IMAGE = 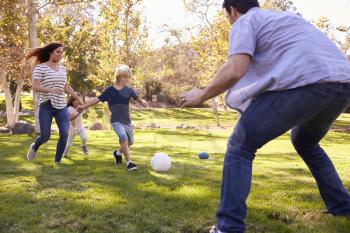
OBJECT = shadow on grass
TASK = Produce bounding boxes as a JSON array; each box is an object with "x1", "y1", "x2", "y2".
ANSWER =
[{"x1": 0, "y1": 159, "x2": 219, "y2": 232}]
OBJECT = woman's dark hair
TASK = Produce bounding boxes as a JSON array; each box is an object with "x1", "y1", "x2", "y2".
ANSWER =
[
  {"x1": 26, "y1": 42, "x2": 63, "y2": 64},
  {"x1": 223, "y1": 0, "x2": 260, "y2": 14},
  {"x1": 67, "y1": 92, "x2": 82, "y2": 107}
]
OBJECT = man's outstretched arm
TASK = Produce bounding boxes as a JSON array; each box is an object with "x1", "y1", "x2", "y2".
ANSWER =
[{"x1": 181, "y1": 54, "x2": 251, "y2": 108}]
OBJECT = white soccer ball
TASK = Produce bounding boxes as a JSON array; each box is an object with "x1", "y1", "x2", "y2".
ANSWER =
[{"x1": 151, "y1": 153, "x2": 171, "y2": 172}]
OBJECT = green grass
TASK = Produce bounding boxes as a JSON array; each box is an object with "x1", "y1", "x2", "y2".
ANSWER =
[
  {"x1": 0, "y1": 94, "x2": 34, "y2": 111},
  {"x1": 1, "y1": 96, "x2": 350, "y2": 232}
]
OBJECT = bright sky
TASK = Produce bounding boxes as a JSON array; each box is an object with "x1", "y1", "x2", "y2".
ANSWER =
[
  {"x1": 293, "y1": 0, "x2": 350, "y2": 25},
  {"x1": 143, "y1": 0, "x2": 350, "y2": 48}
]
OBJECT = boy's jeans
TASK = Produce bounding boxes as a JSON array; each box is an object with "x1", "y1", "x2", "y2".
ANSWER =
[
  {"x1": 217, "y1": 83, "x2": 350, "y2": 233},
  {"x1": 111, "y1": 122, "x2": 134, "y2": 146}
]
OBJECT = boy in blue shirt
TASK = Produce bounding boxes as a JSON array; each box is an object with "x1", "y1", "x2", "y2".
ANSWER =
[{"x1": 80, "y1": 65, "x2": 147, "y2": 171}]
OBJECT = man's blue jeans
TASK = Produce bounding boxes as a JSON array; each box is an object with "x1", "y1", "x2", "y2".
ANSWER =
[
  {"x1": 217, "y1": 83, "x2": 350, "y2": 233},
  {"x1": 33, "y1": 101, "x2": 69, "y2": 162}
]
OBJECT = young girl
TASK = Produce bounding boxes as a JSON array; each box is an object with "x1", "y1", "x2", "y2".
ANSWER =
[
  {"x1": 78, "y1": 64, "x2": 148, "y2": 171},
  {"x1": 63, "y1": 94, "x2": 88, "y2": 158}
]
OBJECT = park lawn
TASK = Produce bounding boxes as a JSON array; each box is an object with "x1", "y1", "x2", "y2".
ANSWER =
[
  {"x1": 1, "y1": 93, "x2": 349, "y2": 129},
  {"x1": 0, "y1": 108, "x2": 350, "y2": 233}
]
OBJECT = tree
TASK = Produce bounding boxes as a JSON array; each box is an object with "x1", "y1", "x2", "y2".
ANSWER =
[
  {"x1": 314, "y1": 16, "x2": 333, "y2": 35},
  {"x1": 96, "y1": 0, "x2": 148, "y2": 90},
  {"x1": 37, "y1": 2, "x2": 100, "y2": 98},
  {"x1": 184, "y1": 0, "x2": 229, "y2": 126},
  {"x1": 0, "y1": 52, "x2": 29, "y2": 129},
  {"x1": 26, "y1": 0, "x2": 41, "y2": 133},
  {"x1": 0, "y1": 0, "x2": 29, "y2": 129},
  {"x1": 313, "y1": 17, "x2": 350, "y2": 58},
  {"x1": 152, "y1": 42, "x2": 198, "y2": 104},
  {"x1": 262, "y1": 0, "x2": 297, "y2": 12}
]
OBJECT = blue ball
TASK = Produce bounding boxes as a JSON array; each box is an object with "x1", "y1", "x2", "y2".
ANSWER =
[{"x1": 198, "y1": 152, "x2": 209, "y2": 159}]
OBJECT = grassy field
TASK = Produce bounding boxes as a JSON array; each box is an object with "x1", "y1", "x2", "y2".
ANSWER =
[{"x1": 1, "y1": 96, "x2": 350, "y2": 233}]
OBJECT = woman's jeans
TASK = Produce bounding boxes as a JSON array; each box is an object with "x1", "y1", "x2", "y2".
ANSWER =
[
  {"x1": 217, "y1": 83, "x2": 350, "y2": 233},
  {"x1": 33, "y1": 101, "x2": 69, "y2": 162}
]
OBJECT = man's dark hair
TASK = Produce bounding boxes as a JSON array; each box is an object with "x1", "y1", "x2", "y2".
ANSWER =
[{"x1": 222, "y1": 0, "x2": 260, "y2": 14}]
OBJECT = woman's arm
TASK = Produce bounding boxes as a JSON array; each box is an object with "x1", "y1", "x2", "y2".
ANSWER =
[
  {"x1": 32, "y1": 79, "x2": 63, "y2": 95},
  {"x1": 65, "y1": 84, "x2": 84, "y2": 105}
]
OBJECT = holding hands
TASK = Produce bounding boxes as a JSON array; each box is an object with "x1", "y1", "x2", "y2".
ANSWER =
[{"x1": 77, "y1": 104, "x2": 86, "y2": 113}]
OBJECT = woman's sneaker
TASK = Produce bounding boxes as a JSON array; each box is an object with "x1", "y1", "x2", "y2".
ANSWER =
[
  {"x1": 81, "y1": 145, "x2": 89, "y2": 155},
  {"x1": 209, "y1": 226, "x2": 225, "y2": 233},
  {"x1": 26, "y1": 143, "x2": 37, "y2": 161},
  {"x1": 113, "y1": 150, "x2": 122, "y2": 165},
  {"x1": 127, "y1": 161, "x2": 138, "y2": 171}
]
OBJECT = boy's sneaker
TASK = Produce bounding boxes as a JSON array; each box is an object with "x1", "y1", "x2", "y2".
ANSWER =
[
  {"x1": 127, "y1": 161, "x2": 138, "y2": 171},
  {"x1": 113, "y1": 150, "x2": 123, "y2": 165},
  {"x1": 81, "y1": 145, "x2": 89, "y2": 155},
  {"x1": 26, "y1": 143, "x2": 37, "y2": 161},
  {"x1": 55, "y1": 161, "x2": 63, "y2": 165}
]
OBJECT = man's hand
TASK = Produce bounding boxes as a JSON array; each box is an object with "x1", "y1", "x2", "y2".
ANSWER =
[
  {"x1": 180, "y1": 88, "x2": 205, "y2": 108},
  {"x1": 51, "y1": 87, "x2": 64, "y2": 95},
  {"x1": 181, "y1": 54, "x2": 250, "y2": 108}
]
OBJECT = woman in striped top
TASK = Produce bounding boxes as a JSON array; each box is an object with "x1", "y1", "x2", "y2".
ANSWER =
[{"x1": 26, "y1": 42, "x2": 83, "y2": 164}]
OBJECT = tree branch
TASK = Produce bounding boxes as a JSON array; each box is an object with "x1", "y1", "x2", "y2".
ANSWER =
[{"x1": 38, "y1": 0, "x2": 86, "y2": 10}]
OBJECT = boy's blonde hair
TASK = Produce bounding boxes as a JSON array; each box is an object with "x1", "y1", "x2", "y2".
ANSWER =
[{"x1": 115, "y1": 64, "x2": 132, "y2": 82}]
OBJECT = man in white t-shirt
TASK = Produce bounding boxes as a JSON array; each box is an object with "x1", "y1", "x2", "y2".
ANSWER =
[{"x1": 181, "y1": 1, "x2": 350, "y2": 232}]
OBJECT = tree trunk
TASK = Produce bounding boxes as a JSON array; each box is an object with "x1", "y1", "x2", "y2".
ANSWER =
[
  {"x1": 33, "y1": 93, "x2": 40, "y2": 132},
  {"x1": 0, "y1": 62, "x2": 28, "y2": 129},
  {"x1": 27, "y1": 0, "x2": 40, "y2": 133},
  {"x1": 13, "y1": 62, "x2": 28, "y2": 123},
  {"x1": 212, "y1": 97, "x2": 221, "y2": 127},
  {"x1": 27, "y1": 0, "x2": 38, "y2": 48},
  {"x1": 0, "y1": 69, "x2": 15, "y2": 128}
]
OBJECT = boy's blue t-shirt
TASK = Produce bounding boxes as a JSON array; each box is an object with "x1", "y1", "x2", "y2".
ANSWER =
[{"x1": 98, "y1": 85, "x2": 138, "y2": 125}]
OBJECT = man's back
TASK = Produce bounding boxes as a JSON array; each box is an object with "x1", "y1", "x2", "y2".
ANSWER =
[{"x1": 226, "y1": 8, "x2": 350, "y2": 111}]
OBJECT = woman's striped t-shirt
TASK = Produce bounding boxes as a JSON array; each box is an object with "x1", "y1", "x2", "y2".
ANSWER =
[{"x1": 32, "y1": 63, "x2": 67, "y2": 109}]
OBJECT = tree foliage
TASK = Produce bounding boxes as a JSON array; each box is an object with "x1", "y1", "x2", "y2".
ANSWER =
[{"x1": 1, "y1": 0, "x2": 350, "y2": 128}]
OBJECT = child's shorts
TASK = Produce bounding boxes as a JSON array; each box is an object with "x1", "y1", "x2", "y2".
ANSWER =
[{"x1": 111, "y1": 122, "x2": 134, "y2": 146}]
